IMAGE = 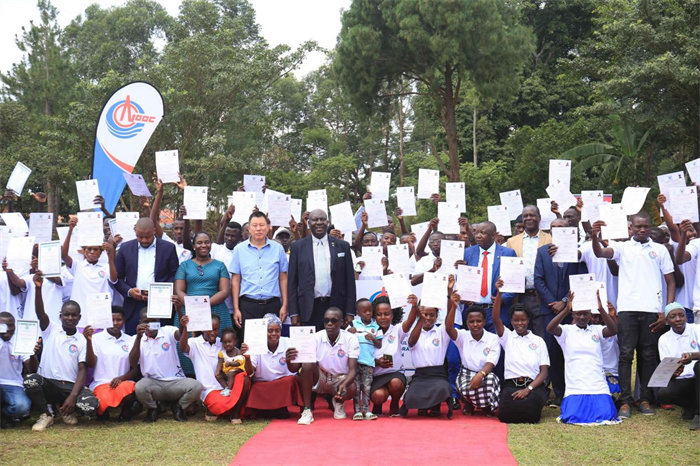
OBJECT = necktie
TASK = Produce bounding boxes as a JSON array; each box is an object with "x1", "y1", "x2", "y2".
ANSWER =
[
  {"x1": 481, "y1": 251, "x2": 489, "y2": 298},
  {"x1": 316, "y1": 240, "x2": 330, "y2": 296}
]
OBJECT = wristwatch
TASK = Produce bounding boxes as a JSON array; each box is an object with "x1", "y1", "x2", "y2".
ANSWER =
[
  {"x1": 527, "y1": 385, "x2": 534, "y2": 391},
  {"x1": 561, "y1": 297, "x2": 569, "y2": 304}
]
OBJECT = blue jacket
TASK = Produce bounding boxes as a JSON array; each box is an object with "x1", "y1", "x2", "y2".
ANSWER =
[
  {"x1": 534, "y1": 244, "x2": 588, "y2": 316},
  {"x1": 463, "y1": 243, "x2": 517, "y2": 307}
]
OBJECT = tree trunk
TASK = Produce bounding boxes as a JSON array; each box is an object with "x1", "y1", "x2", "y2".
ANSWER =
[
  {"x1": 383, "y1": 129, "x2": 389, "y2": 170},
  {"x1": 441, "y1": 67, "x2": 461, "y2": 182},
  {"x1": 397, "y1": 97, "x2": 405, "y2": 185},
  {"x1": 473, "y1": 107, "x2": 478, "y2": 166}
]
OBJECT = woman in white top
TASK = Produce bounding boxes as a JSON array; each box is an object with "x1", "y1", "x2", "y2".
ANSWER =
[
  {"x1": 493, "y1": 279, "x2": 549, "y2": 424},
  {"x1": 445, "y1": 293, "x2": 501, "y2": 416},
  {"x1": 547, "y1": 291, "x2": 620, "y2": 425}
]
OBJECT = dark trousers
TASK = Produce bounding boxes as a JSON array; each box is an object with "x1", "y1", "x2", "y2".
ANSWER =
[
  {"x1": 304, "y1": 297, "x2": 331, "y2": 331},
  {"x1": 23, "y1": 374, "x2": 98, "y2": 417},
  {"x1": 444, "y1": 323, "x2": 461, "y2": 397},
  {"x1": 540, "y1": 312, "x2": 567, "y2": 399},
  {"x1": 124, "y1": 300, "x2": 147, "y2": 336},
  {"x1": 658, "y1": 363, "x2": 700, "y2": 415},
  {"x1": 617, "y1": 312, "x2": 660, "y2": 406},
  {"x1": 239, "y1": 296, "x2": 281, "y2": 340}
]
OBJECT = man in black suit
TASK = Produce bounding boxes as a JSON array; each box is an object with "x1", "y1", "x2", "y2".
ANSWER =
[
  {"x1": 110, "y1": 218, "x2": 180, "y2": 334},
  {"x1": 288, "y1": 209, "x2": 356, "y2": 330}
]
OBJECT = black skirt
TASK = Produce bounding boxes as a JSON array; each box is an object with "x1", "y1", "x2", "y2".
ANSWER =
[
  {"x1": 497, "y1": 379, "x2": 547, "y2": 424},
  {"x1": 370, "y1": 371, "x2": 407, "y2": 395},
  {"x1": 403, "y1": 366, "x2": 452, "y2": 410}
]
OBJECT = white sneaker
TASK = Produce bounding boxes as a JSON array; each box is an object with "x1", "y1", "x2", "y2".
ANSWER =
[
  {"x1": 332, "y1": 398, "x2": 346, "y2": 420},
  {"x1": 62, "y1": 413, "x2": 78, "y2": 425},
  {"x1": 297, "y1": 408, "x2": 314, "y2": 425},
  {"x1": 32, "y1": 413, "x2": 54, "y2": 431}
]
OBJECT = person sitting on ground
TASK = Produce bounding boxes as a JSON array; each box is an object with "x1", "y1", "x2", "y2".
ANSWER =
[{"x1": 217, "y1": 328, "x2": 246, "y2": 398}]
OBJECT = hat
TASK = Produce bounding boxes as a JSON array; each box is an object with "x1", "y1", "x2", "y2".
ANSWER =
[
  {"x1": 664, "y1": 302, "x2": 684, "y2": 317},
  {"x1": 273, "y1": 228, "x2": 291, "y2": 238}
]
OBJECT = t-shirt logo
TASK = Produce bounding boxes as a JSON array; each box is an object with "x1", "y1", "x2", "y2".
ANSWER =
[
  {"x1": 161, "y1": 342, "x2": 171, "y2": 351},
  {"x1": 432, "y1": 338, "x2": 440, "y2": 347},
  {"x1": 528, "y1": 343, "x2": 538, "y2": 351},
  {"x1": 68, "y1": 344, "x2": 79, "y2": 353},
  {"x1": 648, "y1": 251, "x2": 658, "y2": 259},
  {"x1": 592, "y1": 334, "x2": 600, "y2": 343},
  {"x1": 10, "y1": 354, "x2": 18, "y2": 362},
  {"x1": 121, "y1": 344, "x2": 129, "y2": 352},
  {"x1": 98, "y1": 270, "x2": 107, "y2": 279},
  {"x1": 691, "y1": 340, "x2": 698, "y2": 350},
  {"x1": 483, "y1": 347, "x2": 491, "y2": 356},
  {"x1": 387, "y1": 335, "x2": 395, "y2": 344},
  {"x1": 279, "y1": 356, "x2": 286, "y2": 365},
  {"x1": 337, "y1": 349, "x2": 346, "y2": 358}
]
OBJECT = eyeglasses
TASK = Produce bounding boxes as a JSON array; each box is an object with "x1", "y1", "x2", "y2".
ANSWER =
[
  {"x1": 197, "y1": 265, "x2": 203, "y2": 276},
  {"x1": 322, "y1": 318, "x2": 340, "y2": 324}
]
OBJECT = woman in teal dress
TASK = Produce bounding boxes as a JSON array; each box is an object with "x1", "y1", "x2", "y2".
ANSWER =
[{"x1": 174, "y1": 232, "x2": 232, "y2": 375}]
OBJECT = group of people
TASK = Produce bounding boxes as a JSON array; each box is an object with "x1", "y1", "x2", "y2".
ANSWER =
[{"x1": 1, "y1": 169, "x2": 699, "y2": 433}]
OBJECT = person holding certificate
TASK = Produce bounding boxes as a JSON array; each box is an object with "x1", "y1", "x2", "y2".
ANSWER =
[{"x1": 0, "y1": 312, "x2": 39, "y2": 427}]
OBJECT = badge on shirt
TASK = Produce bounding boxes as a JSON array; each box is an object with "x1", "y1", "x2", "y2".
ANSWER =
[
  {"x1": 528, "y1": 343, "x2": 538, "y2": 351},
  {"x1": 591, "y1": 334, "x2": 600, "y2": 343},
  {"x1": 432, "y1": 338, "x2": 440, "y2": 347},
  {"x1": 338, "y1": 252, "x2": 345, "y2": 257},
  {"x1": 68, "y1": 344, "x2": 79, "y2": 353},
  {"x1": 337, "y1": 349, "x2": 346, "y2": 358}
]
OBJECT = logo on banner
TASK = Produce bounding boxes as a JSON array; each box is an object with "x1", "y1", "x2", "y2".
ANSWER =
[{"x1": 106, "y1": 95, "x2": 156, "y2": 139}]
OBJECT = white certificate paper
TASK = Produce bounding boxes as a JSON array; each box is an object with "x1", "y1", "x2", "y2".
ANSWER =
[
  {"x1": 0, "y1": 212, "x2": 29, "y2": 236},
  {"x1": 268, "y1": 193, "x2": 292, "y2": 227},
  {"x1": 686, "y1": 158, "x2": 700, "y2": 184},
  {"x1": 396, "y1": 187, "x2": 417, "y2": 216},
  {"x1": 592, "y1": 281, "x2": 608, "y2": 313},
  {"x1": 330, "y1": 201, "x2": 357, "y2": 233},
  {"x1": 410, "y1": 221, "x2": 430, "y2": 242},
  {"x1": 499, "y1": 257, "x2": 525, "y2": 294},
  {"x1": 6, "y1": 236, "x2": 34, "y2": 273},
  {"x1": 446, "y1": 182, "x2": 466, "y2": 213},
  {"x1": 569, "y1": 273, "x2": 597, "y2": 312},
  {"x1": 421, "y1": 272, "x2": 449, "y2": 310},
  {"x1": 289, "y1": 326, "x2": 316, "y2": 363},
  {"x1": 291, "y1": 198, "x2": 303, "y2": 223},
  {"x1": 667, "y1": 186, "x2": 699, "y2": 223},
  {"x1": 184, "y1": 296, "x2": 213, "y2": 332},
  {"x1": 361, "y1": 246, "x2": 383, "y2": 276},
  {"x1": 365, "y1": 199, "x2": 388, "y2": 228},
  {"x1": 306, "y1": 193, "x2": 328, "y2": 214},
  {"x1": 76, "y1": 179, "x2": 100, "y2": 211},
  {"x1": 417, "y1": 168, "x2": 440, "y2": 199},
  {"x1": 155, "y1": 150, "x2": 180, "y2": 184},
  {"x1": 12, "y1": 320, "x2": 39, "y2": 356},
  {"x1": 549, "y1": 159, "x2": 571, "y2": 191},
  {"x1": 382, "y1": 272, "x2": 412, "y2": 309},
  {"x1": 116, "y1": 212, "x2": 139, "y2": 242},
  {"x1": 487, "y1": 205, "x2": 512, "y2": 237},
  {"x1": 546, "y1": 181, "x2": 577, "y2": 210},
  {"x1": 387, "y1": 244, "x2": 410, "y2": 274},
  {"x1": 122, "y1": 173, "x2": 152, "y2": 197},
  {"x1": 183, "y1": 186, "x2": 208, "y2": 220},
  {"x1": 6, "y1": 161, "x2": 32, "y2": 196},
  {"x1": 77, "y1": 212, "x2": 104, "y2": 246},
  {"x1": 599, "y1": 204, "x2": 629, "y2": 240},
  {"x1": 244, "y1": 175, "x2": 266, "y2": 207},
  {"x1": 147, "y1": 283, "x2": 173, "y2": 318},
  {"x1": 229, "y1": 192, "x2": 257, "y2": 225},
  {"x1": 648, "y1": 357, "x2": 683, "y2": 388},
  {"x1": 499, "y1": 190, "x2": 523, "y2": 220},
  {"x1": 244, "y1": 318, "x2": 268, "y2": 355},
  {"x1": 551, "y1": 227, "x2": 578, "y2": 263},
  {"x1": 86, "y1": 292, "x2": 113, "y2": 329},
  {"x1": 369, "y1": 171, "x2": 391, "y2": 201},
  {"x1": 581, "y1": 191, "x2": 604, "y2": 223},
  {"x1": 537, "y1": 198, "x2": 557, "y2": 230},
  {"x1": 29, "y1": 213, "x2": 53, "y2": 243},
  {"x1": 657, "y1": 171, "x2": 686, "y2": 198},
  {"x1": 620, "y1": 187, "x2": 650, "y2": 215},
  {"x1": 437, "y1": 202, "x2": 460, "y2": 234},
  {"x1": 38, "y1": 241, "x2": 62, "y2": 277},
  {"x1": 440, "y1": 239, "x2": 465, "y2": 270},
  {"x1": 455, "y1": 265, "x2": 484, "y2": 303}
]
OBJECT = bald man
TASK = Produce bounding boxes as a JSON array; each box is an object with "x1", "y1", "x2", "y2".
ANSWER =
[{"x1": 111, "y1": 218, "x2": 180, "y2": 334}]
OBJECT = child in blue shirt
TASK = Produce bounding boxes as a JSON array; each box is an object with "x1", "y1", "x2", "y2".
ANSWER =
[{"x1": 348, "y1": 298, "x2": 381, "y2": 420}]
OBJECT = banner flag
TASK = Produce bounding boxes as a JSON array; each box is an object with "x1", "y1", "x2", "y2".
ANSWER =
[{"x1": 91, "y1": 81, "x2": 164, "y2": 213}]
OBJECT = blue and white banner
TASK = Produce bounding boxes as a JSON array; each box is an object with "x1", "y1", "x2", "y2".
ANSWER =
[{"x1": 91, "y1": 82, "x2": 164, "y2": 213}]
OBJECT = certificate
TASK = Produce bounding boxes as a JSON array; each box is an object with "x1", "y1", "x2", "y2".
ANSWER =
[
  {"x1": 551, "y1": 227, "x2": 578, "y2": 263},
  {"x1": 569, "y1": 273, "x2": 597, "y2": 312},
  {"x1": 108, "y1": 218, "x2": 118, "y2": 239},
  {"x1": 76, "y1": 211, "x2": 104, "y2": 246},
  {"x1": 229, "y1": 192, "x2": 257, "y2": 225},
  {"x1": 86, "y1": 292, "x2": 113, "y2": 329},
  {"x1": 260, "y1": 188, "x2": 283, "y2": 214},
  {"x1": 499, "y1": 257, "x2": 525, "y2": 294},
  {"x1": 244, "y1": 175, "x2": 266, "y2": 207},
  {"x1": 76, "y1": 179, "x2": 101, "y2": 211},
  {"x1": 455, "y1": 265, "x2": 483, "y2": 303},
  {"x1": 387, "y1": 244, "x2": 411, "y2": 274},
  {"x1": 396, "y1": 187, "x2": 417, "y2": 216},
  {"x1": 244, "y1": 318, "x2": 268, "y2": 355},
  {"x1": 581, "y1": 191, "x2": 604, "y2": 223},
  {"x1": 291, "y1": 198, "x2": 303, "y2": 223},
  {"x1": 329, "y1": 201, "x2": 357, "y2": 233},
  {"x1": 0, "y1": 212, "x2": 29, "y2": 236},
  {"x1": 6, "y1": 236, "x2": 34, "y2": 274},
  {"x1": 29, "y1": 213, "x2": 53, "y2": 243},
  {"x1": 549, "y1": 159, "x2": 571, "y2": 191},
  {"x1": 410, "y1": 221, "x2": 430, "y2": 242},
  {"x1": 6, "y1": 161, "x2": 32, "y2": 196},
  {"x1": 440, "y1": 239, "x2": 465, "y2": 270},
  {"x1": 122, "y1": 173, "x2": 152, "y2": 197},
  {"x1": 361, "y1": 246, "x2": 383, "y2": 276},
  {"x1": 147, "y1": 283, "x2": 173, "y2": 318},
  {"x1": 620, "y1": 187, "x2": 650, "y2": 215},
  {"x1": 546, "y1": 181, "x2": 577, "y2": 210},
  {"x1": 657, "y1": 171, "x2": 686, "y2": 198},
  {"x1": 446, "y1": 182, "x2": 466, "y2": 213},
  {"x1": 116, "y1": 212, "x2": 140, "y2": 242},
  {"x1": 308, "y1": 189, "x2": 327, "y2": 199},
  {"x1": 417, "y1": 168, "x2": 440, "y2": 199},
  {"x1": 420, "y1": 272, "x2": 448, "y2": 310},
  {"x1": 289, "y1": 326, "x2": 316, "y2": 363},
  {"x1": 686, "y1": 158, "x2": 700, "y2": 184},
  {"x1": 487, "y1": 205, "x2": 512, "y2": 237},
  {"x1": 598, "y1": 204, "x2": 629, "y2": 240},
  {"x1": 593, "y1": 281, "x2": 608, "y2": 312},
  {"x1": 155, "y1": 150, "x2": 180, "y2": 184},
  {"x1": 369, "y1": 171, "x2": 391, "y2": 201},
  {"x1": 667, "y1": 186, "x2": 699, "y2": 223},
  {"x1": 306, "y1": 194, "x2": 327, "y2": 214},
  {"x1": 365, "y1": 199, "x2": 388, "y2": 228},
  {"x1": 648, "y1": 358, "x2": 683, "y2": 388},
  {"x1": 184, "y1": 296, "x2": 213, "y2": 332},
  {"x1": 12, "y1": 320, "x2": 39, "y2": 356},
  {"x1": 38, "y1": 241, "x2": 62, "y2": 277},
  {"x1": 537, "y1": 198, "x2": 557, "y2": 230},
  {"x1": 499, "y1": 190, "x2": 523, "y2": 220},
  {"x1": 381, "y1": 272, "x2": 412, "y2": 309},
  {"x1": 268, "y1": 193, "x2": 292, "y2": 227},
  {"x1": 183, "y1": 186, "x2": 208, "y2": 219},
  {"x1": 437, "y1": 202, "x2": 460, "y2": 234}
]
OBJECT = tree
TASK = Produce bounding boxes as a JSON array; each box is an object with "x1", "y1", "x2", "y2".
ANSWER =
[{"x1": 335, "y1": 0, "x2": 534, "y2": 179}]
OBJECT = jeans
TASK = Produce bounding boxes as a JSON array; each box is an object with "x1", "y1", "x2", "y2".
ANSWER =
[
  {"x1": 617, "y1": 312, "x2": 660, "y2": 406},
  {"x1": 0, "y1": 384, "x2": 31, "y2": 419}
]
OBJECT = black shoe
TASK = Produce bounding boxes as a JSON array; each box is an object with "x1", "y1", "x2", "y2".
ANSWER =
[
  {"x1": 130, "y1": 401, "x2": 143, "y2": 418},
  {"x1": 681, "y1": 408, "x2": 695, "y2": 421},
  {"x1": 173, "y1": 404, "x2": 187, "y2": 422},
  {"x1": 451, "y1": 397, "x2": 461, "y2": 410},
  {"x1": 96, "y1": 411, "x2": 110, "y2": 422},
  {"x1": 143, "y1": 408, "x2": 159, "y2": 423},
  {"x1": 690, "y1": 415, "x2": 700, "y2": 431},
  {"x1": 371, "y1": 403, "x2": 382, "y2": 416},
  {"x1": 549, "y1": 396, "x2": 562, "y2": 408}
]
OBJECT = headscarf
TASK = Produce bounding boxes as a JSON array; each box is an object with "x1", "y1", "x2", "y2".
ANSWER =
[
  {"x1": 664, "y1": 302, "x2": 684, "y2": 318},
  {"x1": 264, "y1": 313, "x2": 282, "y2": 327}
]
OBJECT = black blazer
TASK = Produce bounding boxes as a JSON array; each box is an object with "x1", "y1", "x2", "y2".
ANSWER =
[{"x1": 287, "y1": 235, "x2": 356, "y2": 322}]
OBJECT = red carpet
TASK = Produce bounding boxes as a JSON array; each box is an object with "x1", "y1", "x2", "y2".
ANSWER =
[{"x1": 231, "y1": 401, "x2": 516, "y2": 465}]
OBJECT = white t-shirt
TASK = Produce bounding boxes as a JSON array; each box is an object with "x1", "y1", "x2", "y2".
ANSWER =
[
  {"x1": 89, "y1": 330, "x2": 134, "y2": 390},
  {"x1": 69, "y1": 259, "x2": 112, "y2": 327},
  {"x1": 670, "y1": 240, "x2": 696, "y2": 310},
  {"x1": 21, "y1": 270, "x2": 70, "y2": 324},
  {"x1": 0, "y1": 273, "x2": 27, "y2": 319},
  {"x1": 454, "y1": 328, "x2": 501, "y2": 372},
  {"x1": 684, "y1": 239, "x2": 700, "y2": 311},
  {"x1": 579, "y1": 241, "x2": 618, "y2": 308},
  {"x1": 409, "y1": 324, "x2": 450, "y2": 368},
  {"x1": 315, "y1": 329, "x2": 360, "y2": 375},
  {"x1": 184, "y1": 335, "x2": 222, "y2": 400},
  {"x1": 162, "y1": 234, "x2": 193, "y2": 264},
  {"x1": 600, "y1": 334, "x2": 619, "y2": 376},
  {"x1": 373, "y1": 324, "x2": 407, "y2": 376},
  {"x1": 554, "y1": 324, "x2": 609, "y2": 396},
  {"x1": 658, "y1": 323, "x2": 700, "y2": 379},
  {"x1": 0, "y1": 336, "x2": 29, "y2": 387},
  {"x1": 249, "y1": 336, "x2": 294, "y2": 382},
  {"x1": 137, "y1": 325, "x2": 184, "y2": 381},
  {"x1": 609, "y1": 239, "x2": 674, "y2": 312},
  {"x1": 38, "y1": 321, "x2": 87, "y2": 383},
  {"x1": 499, "y1": 328, "x2": 549, "y2": 381}
]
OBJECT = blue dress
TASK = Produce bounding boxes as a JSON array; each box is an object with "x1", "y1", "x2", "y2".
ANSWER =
[{"x1": 174, "y1": 258, "x2": 232, "y2": 375}]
